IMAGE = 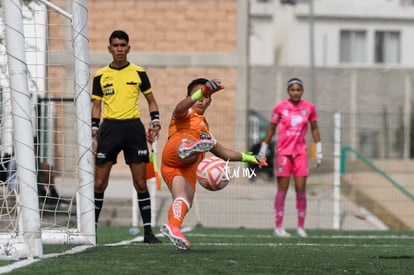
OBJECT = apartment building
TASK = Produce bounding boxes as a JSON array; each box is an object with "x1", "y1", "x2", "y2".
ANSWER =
[{"x1": 251, "y1": 0, "x2": 414, "y2": 67}]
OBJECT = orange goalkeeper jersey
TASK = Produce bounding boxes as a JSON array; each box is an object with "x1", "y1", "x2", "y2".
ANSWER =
[
  {"x1": 167, "y1": 108, "x2": 216, "y2": 142},
  {"x1": 161, "y1": 108, "x2": 217, "y2": 189}
]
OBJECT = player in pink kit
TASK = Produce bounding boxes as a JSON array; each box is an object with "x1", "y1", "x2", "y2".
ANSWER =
[{"x1": 259, "y1": 78, "x2": 322, "y2": 238}]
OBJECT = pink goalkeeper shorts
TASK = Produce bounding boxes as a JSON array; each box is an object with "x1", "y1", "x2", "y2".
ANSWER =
[{"x1": 274, "y1": 153, "x2": 309, "y2": 177}]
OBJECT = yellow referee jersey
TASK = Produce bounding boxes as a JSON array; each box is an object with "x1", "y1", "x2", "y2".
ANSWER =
[{"x1": 92, "y1": 62, "x2": 152, "y2": 120}]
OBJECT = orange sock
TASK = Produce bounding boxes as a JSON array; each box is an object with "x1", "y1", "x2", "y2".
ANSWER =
[{"x1": 168, "y1": 197, "x2": 190, "y2": 228}]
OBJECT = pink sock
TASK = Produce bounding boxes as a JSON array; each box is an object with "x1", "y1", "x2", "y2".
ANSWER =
[
  {"x1": 296, "y1": 192, "x2": 307, "y2": 228},
  {"x1": 274, "y1": 190, "x2": 287, "y2": 228}
]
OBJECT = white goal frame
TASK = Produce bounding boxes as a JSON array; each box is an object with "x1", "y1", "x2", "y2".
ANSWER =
[{"x1": 0, "y1": 0, "x2": 95, "y2": 259}]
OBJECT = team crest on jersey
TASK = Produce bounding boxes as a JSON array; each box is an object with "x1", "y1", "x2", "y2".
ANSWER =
[
  {"x1": 282, "y1": 109, "x2": 289, "y2": 116},
  {"x1": 301, "y1": 109, "x2": 307, "y2": 116}
]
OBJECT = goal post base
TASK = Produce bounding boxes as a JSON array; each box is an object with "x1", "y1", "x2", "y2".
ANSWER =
[
  {"x1": 0, "y1": 234, "x2": 42, "y2": 260},
  {"x1": 41, "y1": 229, "x2": 95, "y2": 245}
]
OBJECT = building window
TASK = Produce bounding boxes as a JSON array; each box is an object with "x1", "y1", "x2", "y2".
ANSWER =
[
  {"x1": 374, "y1": 31, "x2": 400, "y2": 64},
  {"x1": 340, "y1": 30, "x2": 367, "y2": 63}
]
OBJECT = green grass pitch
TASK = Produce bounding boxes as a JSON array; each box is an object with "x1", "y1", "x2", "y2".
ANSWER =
[{"x1": 1, "y1": 227, "x2": 414, "y2": 274}]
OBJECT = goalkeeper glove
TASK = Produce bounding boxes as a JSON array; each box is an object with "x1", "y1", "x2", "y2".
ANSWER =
[
  {"x1": 316, "y1": 142, "x2": 322, "y2": 167},
  {"x1": 241, "y1": 152, "x2": 268, "y2": 167},
  {"x1": 202, "y1": 79, "x2": 224, "y2": 97},
  {"x1": 191, "y1": 79, "x2": 225, "y2": 101}
]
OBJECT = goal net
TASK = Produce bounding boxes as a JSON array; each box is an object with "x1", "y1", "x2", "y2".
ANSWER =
[{"x1": 0, "y1": 0, "x2": 95, "y2": 259}]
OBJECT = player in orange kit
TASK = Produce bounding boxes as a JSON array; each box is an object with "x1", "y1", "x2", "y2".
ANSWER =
[{"x1": 160, "y1": 78, "x2": 267, "y2": 250}]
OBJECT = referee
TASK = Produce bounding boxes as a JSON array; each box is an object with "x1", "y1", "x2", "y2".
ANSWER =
[{"x1": 91, "y1": 30, "x2": 161, "y2": 244}]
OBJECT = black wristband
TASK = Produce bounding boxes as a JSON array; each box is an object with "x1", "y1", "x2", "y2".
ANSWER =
[
  {"x1": 150, "y1": 111, "x2": 160, "y2": 123},
  {"x1": 92, "y1": 118, "x2": 100, "y2": 130}
]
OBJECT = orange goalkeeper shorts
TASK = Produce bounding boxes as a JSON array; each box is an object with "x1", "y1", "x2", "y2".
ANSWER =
[{"x1": 161, "y1": 133, "x2": 204, "y2": 191}]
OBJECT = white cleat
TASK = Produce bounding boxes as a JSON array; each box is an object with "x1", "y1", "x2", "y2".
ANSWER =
[
  {"x1": 297, "y1": 227, "x2": 308, "y2": 238},
  {"x1": 273, "y1": 228, "x2": 291, "y2": 237},
  {"x1": 178, "y1": 139, "x2": 214, "y2": 159}
]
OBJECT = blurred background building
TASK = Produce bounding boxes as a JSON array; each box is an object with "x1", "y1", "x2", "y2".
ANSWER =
[{"x1": 251, "y1": 0, "x2": 414, "y2": 67}]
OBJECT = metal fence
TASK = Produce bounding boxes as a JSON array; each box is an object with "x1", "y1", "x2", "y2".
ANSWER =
[{"x1": 105, "y1": 108, "x2": 414, "y2": 231}]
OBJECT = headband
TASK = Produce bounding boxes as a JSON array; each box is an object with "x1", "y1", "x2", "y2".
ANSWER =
[{"x1": 287, "y1": 79, "x2": 304, "y2": 87}]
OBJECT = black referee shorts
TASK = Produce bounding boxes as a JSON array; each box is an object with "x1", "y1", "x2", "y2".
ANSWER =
[{"x1": 95, "y1": 118, "x2": 150, "y2": 165}]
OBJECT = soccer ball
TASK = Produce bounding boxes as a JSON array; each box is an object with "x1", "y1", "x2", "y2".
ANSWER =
[{"x1": 196, "y1": 156, "x2": 230, "y2": 191}]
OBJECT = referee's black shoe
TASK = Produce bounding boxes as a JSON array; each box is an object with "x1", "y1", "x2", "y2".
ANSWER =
[{"x1": 144, "y1": 231, "x2": 162, "y2": 244}]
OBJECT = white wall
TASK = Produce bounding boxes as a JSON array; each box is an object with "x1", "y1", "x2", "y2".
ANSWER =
[
  {"x1": 249, "y1": 0, "x2": 275, "y2": 65},
  {"x1": 269, "y1": 0, "x2": 414, "y2": 67},
  {"x1": 250, "y1": 16, "x2": 274, "y2": 65}
]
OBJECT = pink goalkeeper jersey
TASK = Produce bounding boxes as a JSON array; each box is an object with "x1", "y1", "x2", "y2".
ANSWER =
[{"x1": 270, "y1": 99, "x2": 318, "y2": 155}]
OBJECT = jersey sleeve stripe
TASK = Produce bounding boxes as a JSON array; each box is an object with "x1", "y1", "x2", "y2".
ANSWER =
[
  {"x1": 137, "y1": 71, "x2": 151, "y2": 94},
  {"x1": 92, "y1": 74, "x2": 103, "y2": 97}
]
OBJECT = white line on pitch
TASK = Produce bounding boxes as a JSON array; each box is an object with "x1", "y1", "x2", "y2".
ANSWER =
[
  {"x1": 105, "y1": 226, "x2": 193, "y2": 247},
  {"x1": 0, "y1": 227, "x2": 196, "y2": 274},
  {"x1": 186, "y1": 233, "x2": 414, "y2": 239},
  {"x1": 196, "y1": 242, "x2": 411, "y2": 248},
  {"x1": 0, "y1": 245, "x2": 92, "y2": 274}
]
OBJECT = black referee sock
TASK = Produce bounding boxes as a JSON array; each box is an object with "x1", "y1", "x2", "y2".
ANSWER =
[
  {"x1": 94, "y1": 192, "x2": 104, "y2": 225},
  {"x1": 137, "y1": 191, "x2": 152, "y2": 234}
]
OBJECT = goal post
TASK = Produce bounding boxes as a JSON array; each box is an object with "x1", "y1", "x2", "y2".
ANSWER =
[
  {"x1": 0, "y1": 0, "x2": 95, "y2": 259},
  {"x1": 2, "y1": 0, "x2": 42, "y2": 260},
  {"x1": 68, "y1": 0, "x2": 96, "y2": 247}
]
